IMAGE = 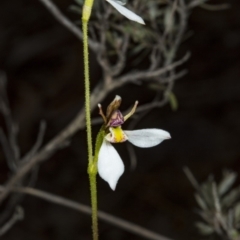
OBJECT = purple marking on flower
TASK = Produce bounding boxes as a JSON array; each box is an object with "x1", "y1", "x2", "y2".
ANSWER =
[{"x1": 109, "y1": 110, "x2": 124, "y2": 127}]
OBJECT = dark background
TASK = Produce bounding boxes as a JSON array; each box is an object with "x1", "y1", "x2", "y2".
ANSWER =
[{"x1": 0, "y1": 0, "x2": 240, "y2": 239}]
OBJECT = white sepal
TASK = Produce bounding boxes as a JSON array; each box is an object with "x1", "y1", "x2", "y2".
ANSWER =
[
  {"x1": 124, "y1": 129, "x2": 171, "y2": 148},
  {"x1": 97, "y1": 140, "x2": 124, "y2": 190},
  {"x1": 106, "y1": 0, "x2": 145, "y2": 25}
]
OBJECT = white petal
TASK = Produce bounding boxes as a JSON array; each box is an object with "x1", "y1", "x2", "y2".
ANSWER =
[
  {"x1": 124, "y1": 129, "x2": 171, "y2": 148},
  {"x1": 98, "y1": 140, "x2": 124, "y2": 190},
  {"x1": 106, "y1": 0, "x2": 145, "y2": 25}
]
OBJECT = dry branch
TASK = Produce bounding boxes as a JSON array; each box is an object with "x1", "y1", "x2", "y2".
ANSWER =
[
  {"x1": 0, "y1": 186, "x2": 173, "y2": 240},
  {"x1": 38, "y1": 0, "x2": 99, "y2": 51}
]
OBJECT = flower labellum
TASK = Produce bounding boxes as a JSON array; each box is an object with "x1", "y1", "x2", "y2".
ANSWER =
[
  {"x1": 106, "y1": 0, "x2": 145, "y2": 25},
  {"x1": 105, "y1": 126, "x2": 128, "y2": 143},
  {"x1": 97, "y1": 96, "x2": 171, "y2": 190}
]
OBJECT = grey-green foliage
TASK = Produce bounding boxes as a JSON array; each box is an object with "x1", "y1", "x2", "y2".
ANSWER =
[
  {"x1": 69, "y1": 0, "x2": 184, "y2": 56},
  {"x1": 185, "y1": 168, "x2": 240, "y2": 240},
  {"x1": 68, "y1": 0, "x2": 219, "y2": 113},
  {"x1": 68, "y1": 0, "x2": 190, "y2": 105}
]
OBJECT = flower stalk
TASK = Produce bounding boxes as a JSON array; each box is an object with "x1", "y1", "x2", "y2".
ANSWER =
[{"x1": 82, "y1": 0, "x2": 98, "y2": 238}]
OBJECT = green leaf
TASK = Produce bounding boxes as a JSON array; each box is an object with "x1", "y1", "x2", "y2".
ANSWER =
[
  {"x1": 130, "y1": 44, "x2": 145, "y2": 55},
  {"x1": 195, "y1": 193, "x2": 208, "y2": 210},
  {"x1": 200, "y1": 3, "x2": 231, "y2": 11},
  {"x1": 195, "y1": 222, "x2": 214, "y2": 235},
  {"x1": 200, "y1": 178, "x2": 215, "y2": 209},
  {"x1": 74, "y1": 0, "x2": 84, "y2": 6},
  {"x1": 230, "y1": 229, "x2": 239, "y2": 240},
  {"x1": 234, "y1": 203, "x2": 240, "y2": 224},
  {"x1": 222, "y1": 187, "x2": 240, "y2": 209},
  {"x1": 218, "y1": 171, "x2": 237, "y2": 196},
  {"x1": 148, "y1": 83, "x2": 164, "y2": 91},
  {"x1": 168, "y1": 92, "x2": 178, "y2": 111},
  {"x1": 68, "y1": 5, "x2": 82, "y2": 14},
  {"x1": 106, "y1": 31, "x2": 115, "y2": 48}
]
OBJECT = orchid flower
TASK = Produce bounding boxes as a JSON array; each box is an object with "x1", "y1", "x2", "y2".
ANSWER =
[
  {"x1": 106, "y1": 0, "x2": 145, "y2": 25},
  {"x1": 97, "y1": 96, "x2": 171, "y2": 190}
]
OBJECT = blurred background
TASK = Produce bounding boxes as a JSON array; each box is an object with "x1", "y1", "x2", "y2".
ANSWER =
[{"x1": 0, "y1": 0, "x2": 240, "y2": 239}]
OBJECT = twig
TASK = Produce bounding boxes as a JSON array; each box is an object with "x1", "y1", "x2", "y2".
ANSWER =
[
  {"x1": 0, "y1": 186, "x2": 173, "y2": 240},
  {"x1": 159, "y1": 69, "x2": 188, "y2": 83},
  {"x1": 114, "y1": 52, "x2": 190, "y2": 87},
  {"x1": 172, "y1": 0, "x2": 187, "y2": 62},
  {"x1": 0, "y1": 82, "x2": 111, "y2": 203},
  {"x1": 111, "y1": 34, "x2": 130, "y2": 77},
  {"x1": 149, "y1": 46, "x2": 161, "y2": 71},
  {"x1": 200, "y1": 3, "x2": 230, "y2": 11},
  {"x1": 21, "y1": 121, "x2": 46, "y2": 164},
  {"x1": 188, "y1": 0, "x2": 208, "y2": 9},
  {"x1": 0, "y1": 72, "x2": 20, "y2": 167},
  {"x1": 183, "y1": 166, "x2": 202, "y2": 192},
  {"x1": 0, "y1": 129, "x2": 17, "y2": 172},
  {"x1": 0, "y1": 206, "x2": 24, "y2": 236},
  {"x1": 0, "y1": 110, "x2": 85, "y2": 203},
  {"x1": 135, "y1": 98, "x2": 169, "y2": 113},
  {"x1": 38, "y1": 0, "x2": 99, "y2": 51}
]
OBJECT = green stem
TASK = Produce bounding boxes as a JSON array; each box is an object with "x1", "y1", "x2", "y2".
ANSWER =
[
  {"x1": 82, "y1": 0, "x2": 98, "y2": 239},
  {"x1": 87, "y1": 128, "x2": 105, "y2": 240},
  {"x1": 89, "y1": 173, "x2": 98, "y2": 240},
  {"x1": 83, "y1": 20, "x2": 93, "y2": 165}
]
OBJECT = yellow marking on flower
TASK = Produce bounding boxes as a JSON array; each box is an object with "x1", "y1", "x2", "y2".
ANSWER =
[
  {"x1": 106, "y1": 127, "x2": 128, "y2": 143},
  {"x1": 112, "y1": 127, "x2": 125, "y2": 142}
]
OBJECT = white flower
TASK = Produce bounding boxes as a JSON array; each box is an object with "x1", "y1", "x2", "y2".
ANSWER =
[
  {"x1": 96, "y1": 96, "x2": 171, "y2": 190},
  {"x1": 106, "y1": 0, "x2": 145, "y2": 25},
  {"x1": 98, "y1": 126, "x2": 171, "y2": 190}
]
